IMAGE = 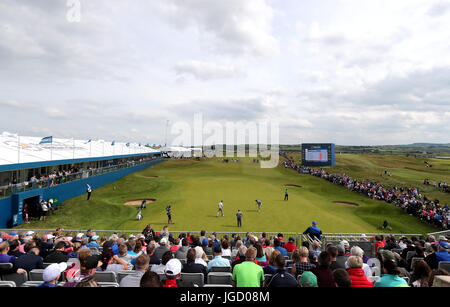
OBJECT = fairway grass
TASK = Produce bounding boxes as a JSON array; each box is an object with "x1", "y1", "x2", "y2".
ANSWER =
[{"x1": 17, "y1": 156, "x2": 446, "y2": 235}]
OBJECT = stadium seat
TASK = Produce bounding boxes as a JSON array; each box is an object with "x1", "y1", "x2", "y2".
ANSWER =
[
  {"x1": 42, "y1": 263, "x2": 52, "y2": 269},
  {"x1": 264, "y1": 274, "x2": 273, "y2": 282},
  {"x1": 207, "y1": 272, "x2": 233, "y2": 285},
  {"x1": 179, "y1": 259, "x2": 187, "y2": 265},
  {"x1": 222, "y1": 256, "x2": 231, "y2": 260},
  {"x1": 97, "y1": 282, "x2": 120, "y2": 287},
  {"x1": 406, "y1": 251, "x2": 416, "y2": 262},
  {"x1": 1, "y1": 272, "x2": 28, "y2": 287},
  {"x1": 0, "y1": 281, "x2": 16, "y2": 287},
  {"x1": 204, "y1": 284, "x2": 232, "y2": 287},
  {"x1": 207, "y1": 255, "x2": 213, "y2": 260},
  {"x1": 28, "y1": 269, "x2": 45, "y2": 281},
  {"x1": 0, "y1": 262, "x2": 13, "y2": 273},
  {"x1": 180, "y1": 272, "x2": 205, "y2": 287},
  {"x1": 117, "y1": 270, "x2": 135, "y2": 284},
  {"x1": 21, "y1": 281, "x2": 43, "y2": 287},
  {"x1": 94, "y1": 271, "x2": 117, "y2": 283},
  {"x1": 438, "y1": 261, "x2": 450, "y2": 272},
  {"x1": 210, "y1": 266, "x2": 231, "y2": 273}
]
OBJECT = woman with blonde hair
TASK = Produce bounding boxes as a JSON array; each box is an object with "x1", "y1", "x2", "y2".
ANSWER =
[{"x1": 194, "y1": 246, "x2": 208, "y2": 267}]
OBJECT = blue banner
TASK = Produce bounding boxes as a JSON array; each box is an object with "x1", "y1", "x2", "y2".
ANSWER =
[{"x1": 39, "y1": 136, "x2": 53, "y2": 144}]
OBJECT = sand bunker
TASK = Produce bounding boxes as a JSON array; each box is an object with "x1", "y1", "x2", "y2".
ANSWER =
[
  {"x1": 124, "y1": 199, "x2": 156, "y2": 206},
  {"x1": 285, "y1": 184, "x2": 302, "y2": 188},
  {"x1": 333, "y1": 201, "x2": 359, "y2": 207}
]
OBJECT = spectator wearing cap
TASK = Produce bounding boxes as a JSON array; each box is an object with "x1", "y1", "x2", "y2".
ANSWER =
[
  {"x1": 37, "y1": 262, "x2": 67, "y2": 287},
  {"x1": 435, "y1": 242, "x2": 450, "y2": 266},
  {"x1": 63, "y1": 255, "x2": 98, "y2": 287},
  {"x1": 44, "y1": 241, "x2": 69, "y2": 263},
  {"x1": 87, "y1": 235, "x2": 101, "y2": 249},
  {"x1": 299, "y1": 271, "x2": 318, "y2": 287},
  {"x1": 340, "y1": 240, "x2": 351, "y2": 256},
  {"x1": 208, "y1": 244, "x2": 231, "y2": 272},
  {"x1": 303, "y1": 221, "x2": 322, "y2": 241},
  {"x1": 284, "y1": 237, "x2": 298, "y2": 253},
  {"x1": 13, "y1": 243, "x2": 43, "y2": 272},
  {"x1": 346, "y1": 256, "x2": 373, "y2": 287},
  {"x1": 163, "y1": 258, "x2": 182, "y2": 287},
  {"x1": 120, "y1": 254, "x2": 150, "y2": 287},
  {"x1": 266, "y1": 254, "x2": 297, "y2": 287},
  {"x1": 333, "y1": 268, "x2": 351, "y2": 287},
  {"x1": 274, "y1": 238, "x2": 287, "y2": 257},
  {"x1": 232, "y1": 247, "x2": 264, "y2": 287},
  {"x1": 311, "y1": 251, "x2": 336, "y2": 287},
  {"x1": 154, "y1": 237, "x2": 170, "y2": 260},
  {"x1": 151, "y1": 251, "x2": 173, "y2": 274},
  {"x1": 182, "y1": 248, "x2": 208, "y2": 284}
]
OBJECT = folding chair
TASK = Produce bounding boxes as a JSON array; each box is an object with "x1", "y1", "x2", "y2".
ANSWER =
[
  {"x1": 210, "y1": 266, "x2": 231, "y2": 273},
  {"x1": 21, "y1": 281, "x2": 43, "y2": 287},
  {"x1": 94, "y1": 271, "x2": 117, "y2": 283},
  {"x1": 1, "y1": 272, "x2": 28, "y2": 287},
  {"x1": 117, "y1": 270, "x2": 136, "y2": 284},
  {"x1": 97, "y1": 282, "x2": 119, "y2": 287},
  {"x1": 180, "y1": 272, "x2": 205, "y2": 287},
  {"x1": 438, "y1": 261, "x2": 450, "y2": 272},
  {"x1": 0, "y1": 281, "x2": 16, "y2": 287},
  {"x1": 28, "y1": 269, "x2": 45, "y2": 281},
  {"x1": 207, "y1": 272, "x2": 233, "y2": 285}
]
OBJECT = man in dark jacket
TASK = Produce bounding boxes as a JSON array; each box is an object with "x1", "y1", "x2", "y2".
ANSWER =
[
  {"x1": 13, "y1": 245, "x2": 43, "y2": 272},
  {"x1": 44, "y1": 241, "x2": 69, "y2": 263}
]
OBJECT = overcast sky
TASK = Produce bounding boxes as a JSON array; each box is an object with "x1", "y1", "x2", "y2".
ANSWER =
[{"x1": 1, "y1": 0, "x2": 449, "y2": 146}]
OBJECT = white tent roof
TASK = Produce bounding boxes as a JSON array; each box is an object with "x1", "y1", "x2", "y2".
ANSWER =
[{"x1": 0, "y1": 131, "x2": 160, "y2": 166}]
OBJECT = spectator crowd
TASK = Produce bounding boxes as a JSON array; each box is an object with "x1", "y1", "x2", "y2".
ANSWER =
[
  {"x1": 281, "y1": 153, "x2": 450, "y2": 230},
  {"x1": 1, "y1": 225, "x2": 449, "y2": 287}
]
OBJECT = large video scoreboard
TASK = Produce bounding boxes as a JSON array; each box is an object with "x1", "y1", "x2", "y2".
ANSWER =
[{"x1": 301, "y1": 143, "x2": 335, "y2": 166}]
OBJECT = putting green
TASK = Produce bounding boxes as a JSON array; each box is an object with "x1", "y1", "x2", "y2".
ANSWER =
[{"x1": 17, "y1": 156, "x2": 445, "y2": 235}]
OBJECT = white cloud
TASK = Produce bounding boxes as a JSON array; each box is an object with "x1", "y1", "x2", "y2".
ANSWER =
[{"x1": 174, "y1": 60, "x2": 244, "y2": 80}]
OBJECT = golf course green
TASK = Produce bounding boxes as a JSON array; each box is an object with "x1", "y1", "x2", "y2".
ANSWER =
[{"x1": 17, "y1": 154, "x2": 449, "y2": 235}]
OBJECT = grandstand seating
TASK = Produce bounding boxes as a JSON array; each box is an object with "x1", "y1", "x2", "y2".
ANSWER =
[
  {"x1": 0, "y1": 280, "x2": 16, "y2": 287},
  {"x1": 210, "y1": 266, "x2": 231, "y2": 273},
  {"x1": 180, "y1": 272, "x2": 205, "y2": 287},
  {"x1": 438, "y1": 261, "x2": 450, "y2": 272},
  {"x1": 93, "y1": 271, "x2": 117, "y2": 283},
  {"x1": 207, "y1": 272, "x2": 233, "y2": 285}
]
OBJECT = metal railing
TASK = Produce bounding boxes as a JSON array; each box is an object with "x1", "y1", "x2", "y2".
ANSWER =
[{"x1": 1, "y1": 229, "x2": 425, "y2": 248}]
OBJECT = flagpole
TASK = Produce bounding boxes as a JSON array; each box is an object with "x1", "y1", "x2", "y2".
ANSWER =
[{"x1": 17, "y1": 135, "x2": 20, "y2": 164}]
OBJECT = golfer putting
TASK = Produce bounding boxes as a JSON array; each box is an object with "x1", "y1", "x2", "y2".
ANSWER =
[{"x1": 255, "y1": 200, "x2": 262, "y2": 212}]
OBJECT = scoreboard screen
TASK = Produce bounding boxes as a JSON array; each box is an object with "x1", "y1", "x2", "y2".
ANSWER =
[{"x1": 302, "y1": 143, "x2": 335, "y2": 166}]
